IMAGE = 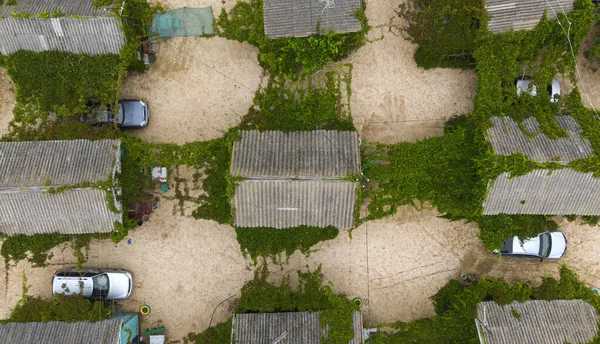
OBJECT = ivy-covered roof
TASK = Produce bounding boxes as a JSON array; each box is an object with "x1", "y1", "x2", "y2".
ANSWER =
[
  {"x1": 232, "y1": 311, "x2": 363, "y2": 344},
  {"x1": 485, "y1": 0, "x2": 574, "y2": 34},
  {"x1": 486, "y1": 116, "x2": 593, "y2": 164},
  {"x1": 263, "y1": 0, "x2": 362, "y2": 38},
  {"x1": 475, "y1": 300, "x2": 598, "y2": 344}
]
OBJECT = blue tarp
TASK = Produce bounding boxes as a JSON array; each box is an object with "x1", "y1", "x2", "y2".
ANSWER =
[{"x1": 149, "y1": 7, "x2": 214, "y2": 39}]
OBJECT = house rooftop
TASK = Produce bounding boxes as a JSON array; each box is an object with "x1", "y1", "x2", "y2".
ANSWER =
[
  {"x1": 263, "y1": 0, "x2": 362, "y2": 38},
  {"x1": 0, "y1": 0, "x2": 111, "y2": 17},
  {"x1": 232, "y1": 311, "x2": 363, "y2": 344},
  {"x1": 0, "y1": 319, "x2": 123, "y2": 344},
  {"x1": 485, "y1": 0, "x2": 575, "y2": 34},
  {"x1": 476, "y1": 300, "x2": 599, "y2": 344}
]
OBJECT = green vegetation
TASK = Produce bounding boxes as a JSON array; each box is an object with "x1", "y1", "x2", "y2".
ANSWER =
[
  {"x1": 1, "y1": 234, "x2": 72, "y2": 267},
  {"x1": 217, "y1": 0, "x2": 368, "y2": 77},
  {"x1": 2, "y1": 294, "x2": 111, "y2": 323},
  {"x1": 236, "y1": 226, "x2": 339, "y2": 262},
  {"x1": 240, "y1": 70, "x2": 355, "y2": 131},
  {"x1": 396, "y1": 0, "x2": 486, "y2": 69},
  {"x1": 477, "y1": 215, "x2": 558, "y2": 251},
  {"x1": 187, "y1": 266, "x2": 358, "y2": 344},
  {"x1": 381, "y1": 266, "x2": 600, "y2": 343}
]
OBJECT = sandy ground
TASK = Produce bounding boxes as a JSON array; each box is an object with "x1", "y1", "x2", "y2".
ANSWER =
[
  {"x1": 121, "y1": 36, "x2": 262, "y2": 144},
  {"x1": 575, "y1": 23, "x2": 600, "y2": 109},
  {"x1": 0, "y1": 68, "x2": 15, "y2": 137},
  {"x1": 345, "y1": 0, "x2": 477, "y2": 144}
]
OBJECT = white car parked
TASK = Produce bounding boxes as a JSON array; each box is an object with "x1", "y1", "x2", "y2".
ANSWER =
[
  {"x1": 52, "y1": 268, "x2": 133, "y2": 300},
  {"x1": 515, "y1": 78, "x2": 560, "y2": 103},
  {"x1": 494, "y1": 231, "x2": 567, "y2": 260}
]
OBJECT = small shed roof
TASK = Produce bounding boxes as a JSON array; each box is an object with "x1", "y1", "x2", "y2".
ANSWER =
[
  {"x1": 0, "y1": 17, "x2": 125, "y2": 56},
  {"x1": 475, "y1": 300, "x2": 599, "y2": 344},
  {"x1": 233, "y1": 180, "x2": 357, "y2": 228},
  {"x1": 0, "y1": 0, "x2": 111, "y2": 16},
  {"x1": 0, "y1": 139, "x2": 120, "y2": 188},
  {"x1": 263, "y1": 0, "x2": 362, "y2": 38},
  {"x1": 0, "y1": 319, "x2": 123, "y2": 344},
  {"x1": 232, "y1": 311, "x2": 363, "y2": 344},
  {"x1": 230, "y1": 130, "x2": 360, "y2": 178},
  {"x1": 483, "y1": 169, "x2": 600, "y2": 215},
  {"x1": 485, "y1": 0, "x2": 575, "y2": 34},
  {"x1": 486, "y1": 116, "x2": 593, "y2": 164}
]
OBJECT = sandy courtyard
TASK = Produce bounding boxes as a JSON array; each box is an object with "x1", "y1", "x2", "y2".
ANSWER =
[
  {"x1": 346, "y1": 0, "x2": 477, "y2": 144},
  {"x1": 0, "y1": 68, "x2": 15, "y2": 137}
]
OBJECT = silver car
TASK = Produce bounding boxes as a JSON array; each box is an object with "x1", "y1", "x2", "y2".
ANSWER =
[
  {"x1": 493, "y1": 231, "x2": 567, "y2": 260},
  {"x1": 52, "y1": 268, "x2": 133, "y2": 300},
  {"x1": 81, "y1": 100, "x2": 149, "y2": 128}
]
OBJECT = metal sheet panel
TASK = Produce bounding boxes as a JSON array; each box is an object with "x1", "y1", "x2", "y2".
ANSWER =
[
  {"x1": 486, "y1": 0, "x2": 574, "y2": 34},
  {"x1": 476, "y1": 300, "x2": 598, "y2": 344},
  {"x1": 231, "y1": 130, "x2": 360, "y2": 178},
  {"x1": 234, "y1": 180, "x2": 357, "y2": 228},
  {"x1": 0, "y1": 139, "x2": 120, "y2": 188},
  {"x1": 0, "y1": 17, "x2": 125, "y2": 55},
  {"x1": 483, "y1": 169, "x2": 600, "y2": 215},
  {"x1": 0, "y1": 188, "x2": 122, "y2": 235},
  {"x1": 0, "y1": 0, "x2": 110, "y2": 16},
  {"x1": 232, "y1": 311, "x2": 363, "y2": 344},
  {"x1": 263, "y1": 0, "x2": 362, "y2": 38},
  {"x1": 0, "y1": 319, "x2": 123, "y2": 344}
]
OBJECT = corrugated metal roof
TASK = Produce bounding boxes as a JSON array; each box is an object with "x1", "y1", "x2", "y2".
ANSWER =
[
  {"x1": 232, "y1": 311, "x2": 363, "y2": 344},
  {"x1": 486, "y1": 0, "x2": 574, "y2": 34},
  {"x1": 482, "y1": 169, "x2": 600, "y2": 215},
  {"x1": 263, "y1": 0, "x2": 362, "y2": 38},
  {"x1": 231, "y1": 130, "x2": 360, "y2": 178},
  {"x1": 0, "y1": 139, "x2": 120, "y2": 188},
  {"x1": 475, "y1": 300, "x2": 598, "y2": 344},
  {"x1": 0, "y1": 319, "x2": 122, "y2": 344},
  {"x1": 0, "y1": 17, "x2": 125, "y2": 55},
  {"x1": 233, "y1": 180, "x2": 357, "y2": 228},
  {"x1": 0, "y1": 188, "x2": 122, "y2": 235},
  {"x1": 0, "y1": 0, "x2": 111, "y2": 16},
  {"x1": 486, "y1": 116, "x2": 593, "y2": 164}
]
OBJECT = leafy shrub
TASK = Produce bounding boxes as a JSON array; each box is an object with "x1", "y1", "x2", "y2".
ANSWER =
[
  {"x1": 235, "y1": 226, "x2": 339, "y2": 261},
  {"x1": 185, "y1": 319, "x2": 232, "y2": 344},
  {"x1": 4, "y1": 294, "x2": 111, "y2": 323},
  {"x1": 477, "y1": 215, "x2": 558, "y2": 250},
  {"x1": 1, "y1": 234, "x2": 72, "y2": 266}
]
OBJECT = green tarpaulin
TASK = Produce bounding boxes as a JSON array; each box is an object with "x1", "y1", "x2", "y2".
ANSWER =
[{"x1": 149, "y1": 7, "x2": 214, "y2": 39}]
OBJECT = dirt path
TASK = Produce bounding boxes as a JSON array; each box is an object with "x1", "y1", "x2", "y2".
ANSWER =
[
  {"x1": 345, "y1": 0, "x2": 477, "y2": 144},
  {"x1": 0, "y1": 68, "x2": 15, "y2": 137},
  {"x1": 575, "y1": 24, "x2": 600, "y2": 109}
]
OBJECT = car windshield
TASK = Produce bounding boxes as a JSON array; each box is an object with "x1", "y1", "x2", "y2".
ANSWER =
[
  {"x1": 538, "y1": 232, "x2": 552, "y2": 257},
  {"x1": 91, "y1": 274, "x2": 110, "y2": 298},
  {"x1": 115, "y1": 103, "x2": 125, "y2": 125}
]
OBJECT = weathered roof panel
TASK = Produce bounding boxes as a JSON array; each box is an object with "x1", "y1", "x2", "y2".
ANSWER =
[
  {"x1": 232, "y1": 311, "x2": 363, "y2": 344},
  {"x1": 475, "y1": 300, "x2": 598, "y2": 344},
  {"x1": 486, "y1": 0, "x2": 574, "y2": 34},
  {"x1": 486, "y1": 116, "x2": 593, "y2": 164},
  {"x1": 483, "y1": 169, "x2": 600, "y2": 215},
  {"x1": 0, "y1": 319, "x2": 122, "y2": 344},
  {"x1": 0, "y1": 17, "x2": 125, "y2": 55},
  {"x1": 0, "y1": 188, "x2": 121, "y2": 235},
  {"x1": 234, "y1": 180, "x2": 356, "y2": 228},
  {"x1": 263, "y1": 0, "x2": 362, "y2": 38},
  {"x1": 0, "y1": 0, "x2": 111, "y2": 16},
  {"x1": 231, "y1": 130, "x2": 360, "y2": 178},
  {"x1": 0, "y1": 139, "x2": 120, "y2": 188}
]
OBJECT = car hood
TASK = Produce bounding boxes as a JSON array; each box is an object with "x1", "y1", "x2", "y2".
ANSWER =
[
  {"x1": 548, "y1": 232, "x2": 567, "y2": 259},
  {"x1": 53, "y1": 277, "x2": 93, "y2": 297},
  {"x1": 511, "y1": 236, "x2": 540, "y2": 255},
  {"x1": 121, "y1": 100, "x2": 148, "y2": 127},
  {"x1": 106, "y1": 272, "x2": 132, "y2": 299}
]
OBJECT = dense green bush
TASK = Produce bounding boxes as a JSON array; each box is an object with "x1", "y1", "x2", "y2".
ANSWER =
[
  {"x1": 3, "y1": 294, "x2": 111, "y2": 323},
  {"x1": 383, "y1": 266, "x2": 600, "y2": 343},
  {"x1": 1, "y1": 234, "x2": 72, "y2": 266},
  {"x1": 235, "y1": 226, "x2": 339, "y2": 261},
  {"x1": 477, "y1": 215, "x2": 558, "y2": 251},
  {"x1": 218, "y1": 0, "x2": 368, "y2": 77},
  {"x1": 185, "y1": 320, "x2": 232, "y2": 344},
  {"x1": 397, "y1": 0, "x2": 486, "y2": 69}
]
